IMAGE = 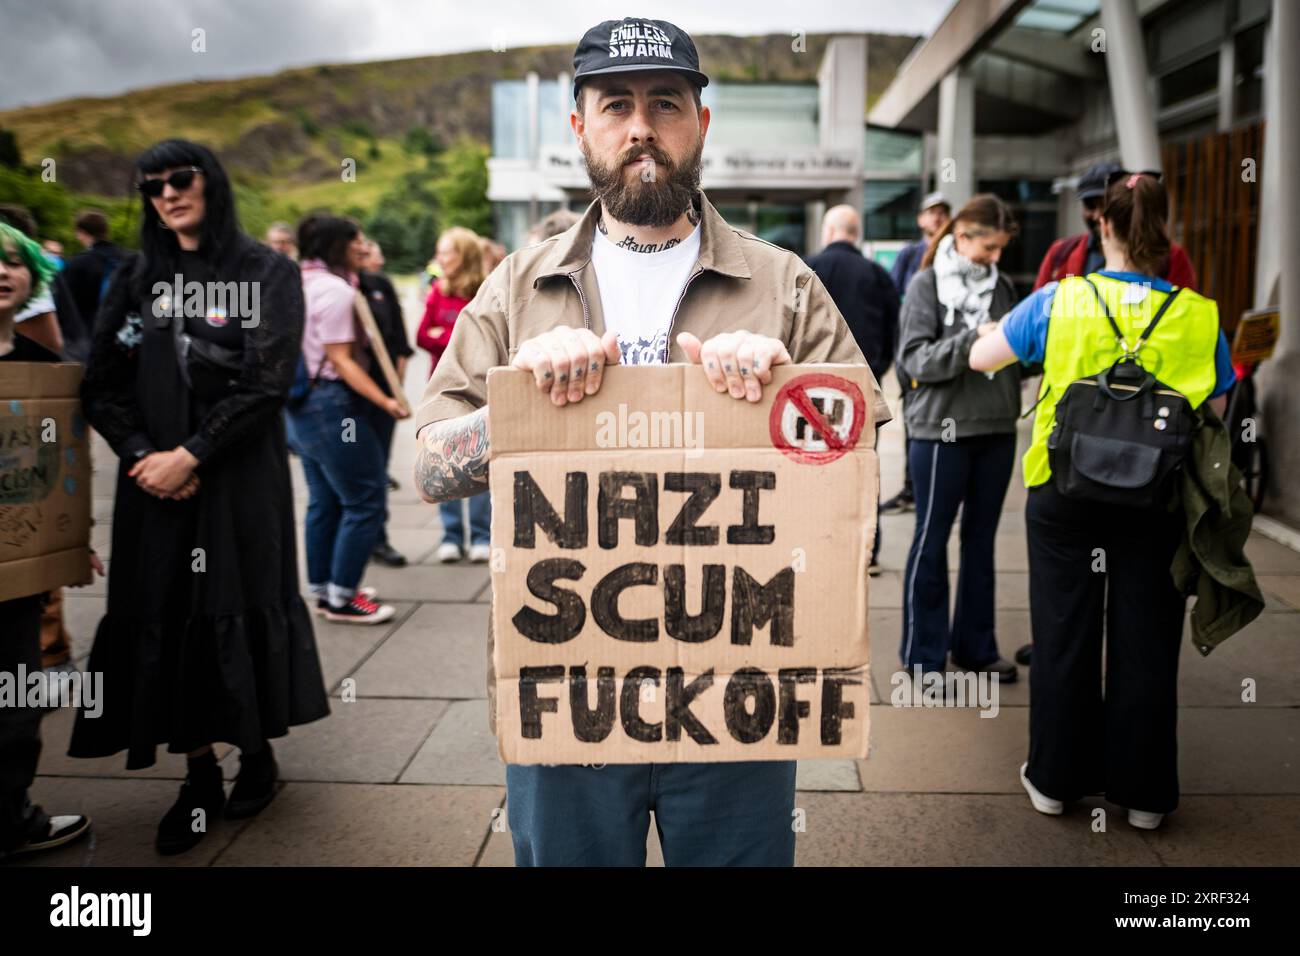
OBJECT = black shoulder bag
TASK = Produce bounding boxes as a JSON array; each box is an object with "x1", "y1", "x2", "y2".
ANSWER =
[{"x1": 1046, "y1": 279, "x2": 1198, "y2": 507}]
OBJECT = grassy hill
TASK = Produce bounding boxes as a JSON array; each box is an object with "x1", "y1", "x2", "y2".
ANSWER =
[{"x1": 0, "y1": 31, "x2": 918, "y2": 259}]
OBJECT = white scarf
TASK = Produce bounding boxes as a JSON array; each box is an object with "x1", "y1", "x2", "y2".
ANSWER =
[{"x1": 933, "y1": 233, "x2": 998, "y2": 330}]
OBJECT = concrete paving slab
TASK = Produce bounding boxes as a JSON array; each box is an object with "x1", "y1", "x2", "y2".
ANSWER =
[
  {"x1": 34, "y1": 705, "x2": 235, "y2": 780},
  {"x1": 312, "y1": 600, "x2": 414, "y2": 691},
  {"x1": 1257, "y1": 574, "x2": 1300, "y2": 611},
  {"x1": 400, "y1": 699, "x2": 504, "y2": 786},
  {"x1": 16, "y1": 775, "x2": 247, "y2": 866},
  {"x1": 792, "y1": 792, "x2": 1164, "y2": 866},
  {"x1": 352, "y1": 602, "x2": 488, "y2": 699},
  {"x1": 1133, "y1": 795, "x2": 1300, "y2": 866},
  {"x1": 357, "y1": 562, "x2": 489, "y2": 602},
  {"x1": 218, "y1": 698, "x2": 448, "y2": 784},
  {"x1": 796, "y1": 759, "x2": 862, "y2": 792},
  {"x1": 1178, "y1": 611, "x2": 1300, "y2": 707},
  {"x1": 213, "y1": 781, "x2": 503, "y2": 866},
  {"x1": 859, "y1": 703, "x2": 1028, "y2": 794},
  {"x1": 1179, "y1": 706, "x2": 1300, "y2": 794}
]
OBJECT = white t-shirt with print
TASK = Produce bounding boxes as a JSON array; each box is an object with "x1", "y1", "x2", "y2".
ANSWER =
[{"x1": 589, "y1": 223, "x2": 701, "y2": 366}]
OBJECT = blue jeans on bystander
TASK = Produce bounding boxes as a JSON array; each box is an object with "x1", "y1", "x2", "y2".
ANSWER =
[
  {"x1": 286, "y1": 380, "x2": 388, "y2": 600},
  {"x1": 505, "y1": 760, "x2": 797, "y2": 866}
]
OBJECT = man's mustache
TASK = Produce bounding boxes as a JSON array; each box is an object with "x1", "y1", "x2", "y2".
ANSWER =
[{"x1": 617, "y1": 144, "x2": 674, "y2": 169}]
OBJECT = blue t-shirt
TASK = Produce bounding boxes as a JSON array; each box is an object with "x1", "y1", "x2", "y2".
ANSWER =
[{"x1": 1001, "y1": 270, "x2": 1236, "y2": 398}]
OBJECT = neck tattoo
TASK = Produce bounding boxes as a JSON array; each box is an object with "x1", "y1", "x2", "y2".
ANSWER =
[
  {"x1": 614, "y1": 235, "x2": 681, "y2": 254},
  {"x1": 597, "y1": 208, "x2": 695, "y2": 254}
]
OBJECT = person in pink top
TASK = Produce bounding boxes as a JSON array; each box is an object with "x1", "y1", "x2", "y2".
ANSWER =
[
  {"x1": 416, "y1": 227, "x2": 492, "y2": 563},
  {"x1": 286, "y1": 214, "x2": 408, "y2": 624}
]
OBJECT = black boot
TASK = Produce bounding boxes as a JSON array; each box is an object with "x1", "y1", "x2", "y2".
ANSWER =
[
  {"x1": 225, "y1": 742, "x2": 279, "y2": 819},
  {"x1": 156, "y1": 752, "x2": 225, "y2": 856}
]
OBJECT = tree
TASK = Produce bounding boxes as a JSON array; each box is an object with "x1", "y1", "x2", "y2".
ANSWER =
[
  {"x1": 403, "y1": 125, "x2": 445, "y2": 157},
  {"x1": 366, "y1": 170, "x2": 440, "y2": 273},
  {"x1": 430, "y1": 138, "x2": 491, "y2": 238},
  {"x1": 0, "y1": 128, "x2": 21, "y2": 169}
]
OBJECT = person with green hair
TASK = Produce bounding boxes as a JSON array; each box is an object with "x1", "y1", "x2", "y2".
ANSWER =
[
  {"x1": 0, "y1": 219, "x2": 58, "y2": 360},
  {"x1": 0, "y1": 218, "x2": 97, "y2": 860}
]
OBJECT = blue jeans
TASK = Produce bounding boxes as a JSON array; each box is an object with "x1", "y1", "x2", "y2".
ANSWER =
[
  {"x1": 286, "y1": 380, "x2": 388, "y2": 595},
  {"x1": 440, "y1": 492, "x2": 491, "y2": 548},
  {"x1": 900, "y1": 433, "x2": 1016, "y2": 672},
  {"x1": 506, "y1": 761, "x2": 797, "y2": 866}
]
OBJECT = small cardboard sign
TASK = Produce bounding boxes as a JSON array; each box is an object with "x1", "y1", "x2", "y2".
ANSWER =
[
  {"x1": 0, "y1": 362, "x2": 92, "y2": 602},
  {"x1": 1230, "y1": 308, "x2": 1280, "y2": 366},
  {"x1": 487, "y1": 364, "x2": 878, "y2": 764}
]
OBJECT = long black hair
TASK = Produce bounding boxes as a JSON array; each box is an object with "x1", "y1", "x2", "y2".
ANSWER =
[
  {"x1": 297, "y1": 213, "x2": 360, "y2": 272},
  {"x1": 132, "y1": 139, "x2": 245, "y2": 294}
]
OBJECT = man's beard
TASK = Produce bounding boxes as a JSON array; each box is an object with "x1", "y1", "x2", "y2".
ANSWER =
[{"x1": 581, "y1": 138, "x2": 703, "y2": 228}]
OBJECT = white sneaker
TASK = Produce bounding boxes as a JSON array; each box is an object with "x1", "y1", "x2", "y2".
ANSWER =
[
  {"x1": 468, "y1": 543, "x2": 491, "y2": 563},
  {"x1": 1127, "y1": 809, "x2": 1165, "y2": 830},
  {"x1": 1020, "y1": 762, "x2": 1064, "y2": 815},
  {"x1": 436, "y1": 543, "x2": 463, "y2": 563}
]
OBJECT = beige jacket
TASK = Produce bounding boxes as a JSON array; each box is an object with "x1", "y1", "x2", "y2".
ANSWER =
[{"x1": 415, "y1": 189, "x2": 891, "y2": 734}]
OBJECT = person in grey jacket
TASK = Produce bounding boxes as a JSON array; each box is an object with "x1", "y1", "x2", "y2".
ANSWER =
[{"x1": 898, "y1": 194, "x2": 1021, "y2": 684}]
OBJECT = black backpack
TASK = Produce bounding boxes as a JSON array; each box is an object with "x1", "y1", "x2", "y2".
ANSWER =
[{"x1": 1047, "y1": 279, "x2": 1198, "y2": 507}]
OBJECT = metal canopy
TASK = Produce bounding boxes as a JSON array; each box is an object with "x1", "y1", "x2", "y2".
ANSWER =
[{"x1": 869, "y1": 0, "x2": 1103, "y2": 134}]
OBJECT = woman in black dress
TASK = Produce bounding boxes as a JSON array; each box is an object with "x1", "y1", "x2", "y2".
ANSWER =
[{"x1": 70, "y1": 140, "x2": 329, "y2": 855}]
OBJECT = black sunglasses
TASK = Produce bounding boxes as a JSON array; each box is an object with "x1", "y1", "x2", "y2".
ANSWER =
[
  {"x1": 1106, "y1": 168, "x2": 1163, "y2": 188},
  {"x1": 136, "y1": 166, "x2": 203, "y2": 198}
]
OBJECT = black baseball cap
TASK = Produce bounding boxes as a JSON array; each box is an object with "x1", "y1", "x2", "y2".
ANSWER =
[
  {"x1": 572, "y1": 18, "x2": 709, "y2": 100},
  {"x1": 1077, "y1": 161, "x2": 1124, "y2": 201}
]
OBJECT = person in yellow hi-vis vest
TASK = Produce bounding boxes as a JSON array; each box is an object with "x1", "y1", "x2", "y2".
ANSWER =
[{"x1": 970, "y1": 172, "x2": 1235, "y2": 831}]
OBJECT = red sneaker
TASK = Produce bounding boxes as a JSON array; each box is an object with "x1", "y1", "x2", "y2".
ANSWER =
[{"x1": 322, "y1": 594, "x2": 395, "y2": 625}]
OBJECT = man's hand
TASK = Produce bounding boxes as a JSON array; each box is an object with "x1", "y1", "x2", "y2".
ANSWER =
[
  {"x1": 511, "y1": 327, "x2": 621, "y2": 406},
  {"x1": 385, "y1": 396, "x2": 411, "y2": 420},
  {"x1": 129, "y1": 447, "x2": 198, "y2": 496},
  {"x1": 677, "y1": 330, "x2": 792, "y2": 403}
]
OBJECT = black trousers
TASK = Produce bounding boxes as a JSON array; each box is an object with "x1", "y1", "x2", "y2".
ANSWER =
[
  {"x1": 1025, "y1": 482, "x2": 1187, "y2": 813},
  {"x1": 0, "y1": 595, "x2": 47, "y2": 851},
  {"x1": 901, "y1": 433, "x2": 1017, "y2": 672},
  {"x1": 363, "y1": 397, "x2": 397, "y2": 549}
]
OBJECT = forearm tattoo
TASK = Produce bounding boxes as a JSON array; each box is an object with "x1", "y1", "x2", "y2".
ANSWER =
[{"x1": 415, "y1": 406, "x2": 490, "y2": 502}]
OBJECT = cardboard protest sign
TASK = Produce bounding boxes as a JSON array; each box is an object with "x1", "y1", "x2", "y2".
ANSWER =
[
  {"x1": 0, "y1": 362, "x2": 92, "y2": 602},
  {"x1": 487, "y1": 364, "x2": 877, "y2": 764},
  {"x1": 353, "y1": 290, "x2": 411, "y2": 417}
]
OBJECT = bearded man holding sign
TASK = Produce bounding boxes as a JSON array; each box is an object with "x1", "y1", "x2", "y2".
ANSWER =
[{"x1": 413, "y1": 17, "x2": 889, "y2": 866}]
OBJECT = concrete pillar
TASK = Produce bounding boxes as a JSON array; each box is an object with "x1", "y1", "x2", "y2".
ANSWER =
[
  {"x1": 818, "y1": 36, "x2": 867, "y2": 218},
  {"x1": 807, "y1": 199, "x2": 827, "y2": 255},
  {"x1": 1099, "y1": 0, "x2": 1162, "y2": 171},
  {"x1": 1255, "y1": 0, "x2": 1300, "y2": 525},
  {"x1": 936, "y1": 66, "x2": 975, "y2": 210},
  {"x1": 1217, "y1": 36, "x2": 1236, "y2": 132},
  {"x1": 525, "y1": 71, "x2": 540, "y2": 163}
]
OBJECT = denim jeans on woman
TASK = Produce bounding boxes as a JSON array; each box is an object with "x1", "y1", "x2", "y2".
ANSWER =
[
  {"x1": 286, "y1": 380, "x2": 387, "y2": 600},
  {"x1": 439, "y1": 492, "x2": 491, "y2": 549}
]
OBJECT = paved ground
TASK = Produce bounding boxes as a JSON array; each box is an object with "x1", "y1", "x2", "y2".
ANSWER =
[{"x1": 18, "y1": 281, "x2": 1300, "y2": 867}]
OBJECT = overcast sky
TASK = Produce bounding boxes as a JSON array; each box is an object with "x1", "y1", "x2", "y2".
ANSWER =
[{"x1": 0, "y1": 0, "x2": 956, "y2": 111}]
